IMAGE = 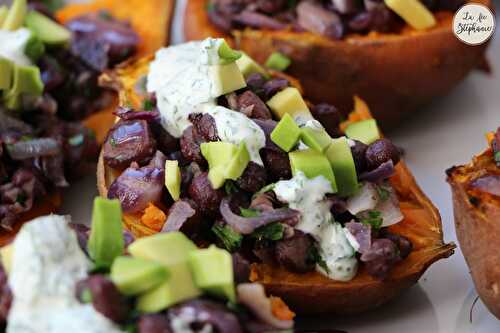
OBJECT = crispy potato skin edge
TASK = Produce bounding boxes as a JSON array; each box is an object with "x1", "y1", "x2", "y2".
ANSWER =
[
  {"x1": 448, "y1": 155, "x2": 500, "y2": 319},
  {"x1": 184, "y1": 0, "x2": 492, "y2": 129}
]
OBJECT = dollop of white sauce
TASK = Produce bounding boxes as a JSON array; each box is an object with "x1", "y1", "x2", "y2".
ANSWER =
[
  {"x1": 207, "y1": 106, "x2": 265, "y2": 165},
  {"x1": 273, "y1": 172, "x2": 357, "y2": 281},
  {"x1": 0, "y1": 28, "x2": 33, "y2": 66},
  {"x1": 7, "y1": 215, "x2": 125, "y2": 333}
]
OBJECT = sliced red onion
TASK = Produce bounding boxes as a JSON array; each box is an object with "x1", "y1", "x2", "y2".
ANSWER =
[
  {"x1": 237, "y1": 283, "x2": 293, "y2": 330},
  {"x1": 346, "y1": 182, "x2": 378, "y2": 215},
  {"x1": 377, "y1": 187, "x2": 404, "y2": 227},
  {"x1": 6, "y1": 138, "x2": 61, "y2": 160},
  {"x1": 470, "y1": 175, "x2": 500, "y2": 197},
  {"x1": 345, "y1": 221, "x2": 372, "y2": 253},
  {"x1": 161, "y1": 200, "x2": 196, "y2": 232},
  {"x1": 359, "y1": 160, "x2": 395, "y2": 182},
  {"x1": 233, "y1": 11, "x2": 287, "y2": 30},
  {"x1": 114, "y1": 107, "x2": 160, "y2": 121},
  {"x1": 220, "y1": 198, "x2": 300, "y2": 235}
]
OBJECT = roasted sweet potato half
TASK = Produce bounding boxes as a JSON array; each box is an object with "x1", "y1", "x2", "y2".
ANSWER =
[
  {"x1": 56, "y1": 0, "x2": 176, "y2": 143},
  {"x1": 184, "y1": 0, "x2": 491, "y2": 128},
  {"x1": 447, "y1": 131, "x2": 500, "y2": 319},
  {"x1": 96, "y1": 56, "x2": 454, "y2": 315}
]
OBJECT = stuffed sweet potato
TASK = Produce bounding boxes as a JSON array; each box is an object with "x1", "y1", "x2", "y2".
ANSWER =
[
  {"x1": 96, "y1": 42, "x2": 454, "y2": 315},
  {"x1": 184, "y1": 0, "x2": 491, "y2": 128},
  {"x1": 447, "y1": 128, "x2": 500, "y2": 319}
]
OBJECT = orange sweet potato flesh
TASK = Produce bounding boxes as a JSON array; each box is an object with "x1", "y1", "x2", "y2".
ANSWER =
[
  {"x1": 447, "y1": 147, "x2": 500, "y2": 319},
  {"x1": 97, "y1": 56, "x2": 455, "y2": 315},
  {"x1": 184, "y1": 0, "x2": 492, "y2": 129},
  {"x1": 56, "y1": 0, "x2": 176, "y2": 143}
]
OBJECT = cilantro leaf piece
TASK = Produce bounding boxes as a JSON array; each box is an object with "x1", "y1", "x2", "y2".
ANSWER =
[
  {"x1": 240, "y1": 207, "x2": 260, "y2": 218},
  {"x1": 359, "y1": 210, "x2": 383, "y2": 229},
  {"x1": 212, "y1": 224, "x2": 242, "y2": 253},
  {"x1": 251, "y1": 223, "x2": 285, "y2": 241}
]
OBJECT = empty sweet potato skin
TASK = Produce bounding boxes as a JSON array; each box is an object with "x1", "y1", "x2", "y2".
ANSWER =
[
  {"x1": 448, "y1": 150, "x2": 500, "y2": 319},
  {"x1": 97, "y1": 56, "x2": 454, "y2": 315},
  {"x1": 184, "y1": 0, "x2": 491, "y2": 129}
]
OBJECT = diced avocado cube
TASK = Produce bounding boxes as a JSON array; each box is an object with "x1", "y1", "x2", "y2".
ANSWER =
[
  {"x1": 270, "y1": 113, "x2": 301, "y2": 152},
  {"x1": 217, "y1": 40, "x2": 242, "y2": 64},
  {"x1": 0, "y1": 244, "x2": 13, "y2": 275},
  {"x1": 25, "y1": 10, "x2": 71, "y2": 45},
  {"x1": 301, "y1": 127, "x2": 332, "y2": 153},
  {"x1": 289, "y1": 149, "x2": 337, "y2": 192},
  {"x1": 2, "y1": 0, "x2": 27, "y2": 31},
  {"x1": 0, "y1": 58, "x2": 13, "y2": 90},
  {"x1": 236, "y1": 52, "x2": 269, "y2": 78},
  {"x1": 266, "y1": 87, "x2": 313, "y2": 124},
  {"x1": 87, "y1": 197, "x2": 125, "y2": 269},
  {"x1": 0, "y1": 6, "x2": 8, "y2": 26},
  {"x1": 265, "y1": 52, "x2": 291, "y2": 71},
  {"x1": 24, "y1": 34, "x2": 45, "y2": 62},
  {"x1": 111, "y1": 256, "x2": 169, "y2": 296},
  {"x1": 326, "y1": 137, "x2": 359, "y2": 197},
  {"x1": 129, "y1": 232, "x2": 201, "y2": 312},
  {"x1": 384, "y1": 0, "x2": 436, "y2": 30},
  {"x1": 225, "y1": 142, "x2": 250, "y2": 180},
  {"x1": 188, "y1": 245, "x2": 236, "y2": 302},
  {"x1": 165, "y1": 160, "x2": 181, "y2": 201},
  {"x1": 201, "y1": 142, "x2": 238, "y2": 189},
  {"x1": 345, "y1": 119, "x2": 380, "y2": 145},
  {"x1": 210, "y1": 62, "x2": 247, "y2": 97},
  {"x1": 3, "y1": 64, "x2": 44, "y2": 109}
]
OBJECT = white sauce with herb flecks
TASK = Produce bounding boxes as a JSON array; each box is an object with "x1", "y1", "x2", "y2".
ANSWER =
[
  {"x1": 147, "y1": 38, "x2": 229, "y2": 138},
  {"x1": 0, "y1": 28, "x2": 33, "y2": 66},
  {"x1": 207, "y1": 106, "x2": 265, "y2": 165},
  {"x1": 7, "y1": 215, "x2": 124, "y2": 333},
  {"x1": 273, "y1": 172, "x2": 357, "y2": 281}
]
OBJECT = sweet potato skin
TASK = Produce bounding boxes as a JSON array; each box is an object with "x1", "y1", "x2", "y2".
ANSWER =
[
  {"x1": 184, "y1": 0, "x2": 491, "y2": 129},
  {"x1": 97, "y1": 56, "x2": 454, "y2": 315},
  {"x1": 448, "y1": 151, "x2": 500, "y2": 319}
]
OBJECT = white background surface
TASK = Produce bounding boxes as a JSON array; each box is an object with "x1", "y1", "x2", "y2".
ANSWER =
[{"x1": 61, "y1": 1, "x2": 500, "y2": 331}]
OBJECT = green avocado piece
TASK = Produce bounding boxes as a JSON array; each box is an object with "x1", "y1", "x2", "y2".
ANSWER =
[
  {"x1": 0, "y1": 244, "x2": 13, "y2": 275},
  {"x1": 218, "y1": 40, "x2": 242, "y2": 64},
  {"x1": 301, "y1": 126, "x2": 332, "y2": 153},
  {"x1": 225, "y1": 142, "x2": 250, "y2": 180},
  {"x1": 165, "y1": 160, "x2": 181, "y2": 201},
  {"x1": 129, "y1": 232, "x2": 201, "y2": 312},
  {"x1": 24, "y1": 34, "x2": 45, "y2": 62},
  {"x1": 25, "y1": 10, "x2": 71, "y2": 45},
  {"x1": 188, "y1": 245, "x2": 236, "y2": 302},
  {"x1": 266, "y1": 87, "x2": 313, "y2": 124},
  {"x1": 345, "y1": 119, "x2": 380, "y2": 145},
  {"x1": 210, "y1": 62, "x2": 247, "y2": 97},
  {"x1": 87, "y1": 197, "x2": 124, "y2": 269},
  {"x1": 265, "y1": 52, "x2": 291, "y2": 71},
  {"x1": 0, "y1": 58, "x2": 13, "y2": 90},
  {"x1": 326, "y1": 136, "x2": 359, "y2": 197},
  {"x1": 236, "y1": 52, "x2": 269, "y2": 79},
  {"x1": 110, "y1": 256, "x2": 169, "y2": 296},
  {"x1": 0, "y1": 6, "x2": 8, "y2": 26},
  {"x1": 201, "y1": 141, "x2": 237, "y2": 189},
  {"x1": 289, "y1": 149, "x2": 337, "y2": 192},
  {"x1": 3, "y1": 64, "x2": 44, "y2": 110},
  {"x1": 2, "y1": 0, "x2": 27, "y2": 31},
  {"x1": 270, "y1": 113, "x2": 301, "y2": 152}
]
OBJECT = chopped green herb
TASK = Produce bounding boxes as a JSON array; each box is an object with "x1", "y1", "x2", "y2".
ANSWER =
[
  {"x1": 80, "y1": 288, "x2": 93, "y2": 304},
  {"x1": 307, "y1": 245, "x2": 329, "y2": 273},
  {"x1": 25, "y1": 36, "x2": 45, "y2": 62},
  {"x1": 142, "y1": 99, "x2": 154, "y2": 111},
  {"x1": 206, "y1": 2, "x2": 215, "y2": 12},
  {"x1": 212, "y1": 224, "x2": 242, "y2": 253},
  {"x1": 39, "y1": 0, "x2": 64, "y2": 12},
  {"x1": 359, "y1": 210, "x2": 383, "y2": 229},
  {"x1": 252, "y1": 223, "x2": 285, "y2": 241},
  {"x1": 110, "y1": 138, "x2": 117, "y2": 147},
  {"x1": 224, "y1": 180, "x2": 239, "y2": 195},
  {"x1": 265, "y1": 52, "x2": 291, "y2": 71},
  {"x1": 98, "y1": 10, "x2": 113, "y2": 21},
  {"x1": 218, "y1": 41, "x2": 242, "y2": 64},
  {"x1": 495, "y1": 151, "x2": 500, "y2": 165},
  {"x1": 254, "y1": 183, "x2": 276, "y2": 196},
  {"x1": 375, "y1": 185, "x2": 391, "y2": 202},
  {"x1": 68, "y1": 133, "x2": 84, "y2": 146},
  {"x1": 16, "y1": 193, "x2": 27, "y2": 205},
  {"x1": 240, "y1": 207, "x2": 259, "y2": 218},
  {"x1": 20, "y1": 135, "x2": 33, "y2": 141}
]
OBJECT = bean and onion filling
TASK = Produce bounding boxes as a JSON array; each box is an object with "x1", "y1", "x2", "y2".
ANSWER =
[
  {"x1": 103, "y1": 68, "x2": 412, "y2": 282},
  {"x1": 207, "y1": 0, "x2": 465, "y2": 40}
]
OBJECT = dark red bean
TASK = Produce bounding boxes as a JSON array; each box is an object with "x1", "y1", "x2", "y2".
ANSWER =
[
  {"x1": 260, "y1": 148, "x2": 292, "y2": 181},
  {"x1": 103, "y1": 120, "x2": 156, "y2": 169},
  {"x1": 236, "y1": 162, "x2": 268, "y2": 193},
  {"x1": 188, "y1": 172, "x2": 225, "y2": 216},
  {"x1": 365, "y1": 138, "x2": 400, "y2": 170},
  {"x1": 232, "y1": 253, "x2": 251, "y2": 283},
  {"x1": 180, "y1": 126, "x2": 206, "y2": 165},
  {"x1": 256, "y1": 0, "x2": 287, "y2": 14},
  {"x1": 262, "y1": 78, "x2": 289, "y2": 100},
  {"x1": 237, "y1": 91, "x2": 272, "y2": 120},
  {"x1": 311, "y1": 103, "x2": 342, "y2": 137},
  {"x1": 275, "y1": 231, "x2": 316, "y2": 273},
  {"x1": 189, "y1": 113, "x2": 219, "y2": 142},
  {"x1": 0, "y1": 265, "x2": 12, "y2": 324},
  {"x1": 137, "y1": 314, "x2": 172, "y2": 333},
  {"x1": 245, "y1": 73, "x2": 266, "y2": 94},
  {"x1": 350, "y1": 140, "x2": 368, "y2": 173}
]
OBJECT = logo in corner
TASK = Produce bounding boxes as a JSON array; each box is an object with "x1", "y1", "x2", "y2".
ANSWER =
[{"x1": 453, "y1": 4, "x2": 495, "y2": 45}]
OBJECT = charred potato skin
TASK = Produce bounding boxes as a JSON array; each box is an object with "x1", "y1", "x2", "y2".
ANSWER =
[
  {"x1": 97, "y1": 56, "x2": 455, "y2": 315},
  {"x1": 184, "y1": 0, "x2": 492, "y2": 128},
  {"x1": 448, "y1": 151, "x2": 500, "y2": 319}
]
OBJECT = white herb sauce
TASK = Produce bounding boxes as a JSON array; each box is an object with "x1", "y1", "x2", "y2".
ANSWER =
[
  {"x1": 0, "y1": 28, "x2": 33, "y2": 66},
  {"x1": 274, "y1": 172, "x2": 358, "y2": 281},
  {"x1": 7, "y1": 215, "x2": 124, "y2": 333}
]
